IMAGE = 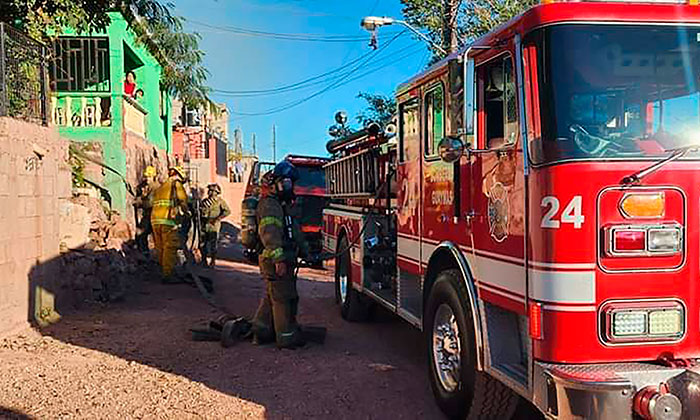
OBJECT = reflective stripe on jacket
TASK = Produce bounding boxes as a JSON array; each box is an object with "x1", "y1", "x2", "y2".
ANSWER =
[{"x1": 151, "y1": 178, "x2": 187, "y2": 226}]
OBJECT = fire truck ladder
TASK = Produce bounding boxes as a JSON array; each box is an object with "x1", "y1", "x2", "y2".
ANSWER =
[{"x1": 325, "y1": 149, "x2": 380, "y2": 198}]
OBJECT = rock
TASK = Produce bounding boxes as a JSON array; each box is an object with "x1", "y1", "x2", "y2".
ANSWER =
[
  {"x1": 108, "y1": 220, "x2": 132, "y2": 241},
  {"x1": 368, "y1": 363, "x2": 396, "y2": 372},
  {"x1": 88, "y1": 275, "x2": 103, "y2": 291},
  {"x1": 58, "y1": 200, "x2": 91, "y2": 249},
  {"x1": 104, "y1": 237, "x2": 125, "y2": 251},
  {"x1": 73, "y1": 256, "x2": 97, "y2": 275}
]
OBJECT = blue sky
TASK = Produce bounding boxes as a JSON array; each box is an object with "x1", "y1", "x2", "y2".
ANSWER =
[{"x1": 171, "y1": 0, "x2": 429, "y2": 161}]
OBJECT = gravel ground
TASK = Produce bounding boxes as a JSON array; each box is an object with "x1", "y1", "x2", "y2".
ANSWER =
[
  {"x1": 0, "y1": 240, "x2": 446, "y2": 419},
  {"x1": 0, "y1": 226, "x2": 542, "y2": 419}
]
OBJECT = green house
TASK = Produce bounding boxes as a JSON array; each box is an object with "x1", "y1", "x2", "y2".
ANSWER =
[{"x1": 49, "y1": 11, "x2": 173, "y2": 214}]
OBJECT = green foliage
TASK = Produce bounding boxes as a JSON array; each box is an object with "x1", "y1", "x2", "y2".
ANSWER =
[
  {"x1": 68, "y1": 145, "x2": 87, "y2": 188},
  {"x1": 0, "y1": 0, "x2": 210, "y2": 108},
  {"x1": 356, "y1": 92, "x2": 396, "y2": 128},
  {"x1": 400, "y1": 0, "x2": 538, "y2": 58},
  {"x1": 0, "y1": 1, "x2": 172, "y2": 38},
  {"x1": 462, "y1": 0, "x2": 539, "y2": 39},
  {"x1": 125, "y1": 13, "x2": 211, "y2": 108}
]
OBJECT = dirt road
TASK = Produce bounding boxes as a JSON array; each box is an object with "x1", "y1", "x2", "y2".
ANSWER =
[
  {"x1": 0, "y1": 224, "x2": 542, "y2": 419},
  {"x1": 0, "y1": 238, "x2": 446, "y2": 419}
]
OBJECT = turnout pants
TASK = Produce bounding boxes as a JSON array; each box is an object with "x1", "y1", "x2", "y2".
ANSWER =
[
  {"x1": 252, "y1": 272, "x2": 303, "y2": 347},
  {"x1": 200, "y1": 231, "x2": 219, "y2": 265},
  {"x1": 135, "y1": 216, "x2": 153, "y2": 252},
  {"x1": 152, "y1": 224, "x2": 180, "y2": 277}
]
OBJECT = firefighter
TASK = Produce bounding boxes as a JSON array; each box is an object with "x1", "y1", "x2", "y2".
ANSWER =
[
  {"x1": 199, "y1": 183, "x2": 231, "y2": 267},
  {"x1": 252, "y1": 161, "x2": 309, "y2": 349},
  {"x1": 134, "y1": 166, "x2": 159, "y2": 252},
  {"x1": 151, "y1": 166, "x2": 189, "y2": 281}
]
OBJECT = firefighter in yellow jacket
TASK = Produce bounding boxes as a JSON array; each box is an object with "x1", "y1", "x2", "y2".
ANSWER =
[
  {"x1": 151, "y1": 166, "x2": 189, "y2": 280},
  {"x1": 252, "y1": 161, "x2": 309, "y2": 349}
]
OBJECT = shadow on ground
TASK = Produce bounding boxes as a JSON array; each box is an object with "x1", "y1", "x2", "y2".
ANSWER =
[
  {"x1": 13, "y1": 229, "x2": 449, "y2": 419},
  {"x1": 0, "y1": 407, "x2": 33, "y2": 420},
  {"x1": 12, "y1": 219, "x2": 542, "y2": 419}
]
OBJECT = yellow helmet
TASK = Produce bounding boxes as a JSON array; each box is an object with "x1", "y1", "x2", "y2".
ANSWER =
[
  {"x1": 169, "y1": 166, "x2": 186, "y2": 180},
  {"x1": 143, "y1": 166, "x2": 157, "y2": 178}
]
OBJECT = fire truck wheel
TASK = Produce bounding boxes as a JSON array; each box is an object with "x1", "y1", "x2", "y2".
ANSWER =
[
  {"x1": 426, "y1": 270, "x2": 518, "y2": 419},
  {"x1": 335, "y1": 236, "x2": 372, "y2": 322}
]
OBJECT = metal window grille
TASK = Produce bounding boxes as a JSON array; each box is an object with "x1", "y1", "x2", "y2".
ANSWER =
[
  {"x1": 0, "y1": 23, "x2": 49, "y2": 124},
  {"x1": 49, "y1": 37, "x2": 110, "y2": 92}
]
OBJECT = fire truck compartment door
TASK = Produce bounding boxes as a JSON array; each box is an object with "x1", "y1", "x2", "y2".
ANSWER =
[{"x1": 396, "y1": 97, "x2": 423, "y2": 320}]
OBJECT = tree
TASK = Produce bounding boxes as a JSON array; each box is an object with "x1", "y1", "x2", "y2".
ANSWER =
[
  {"x1": 356, "y1": 92, "x2": 396, "y2": 128},
  {"x1": 131, "y1": 17, "x2": 211, "y2": 108},
  {"x1": 0, "y1": 0, "x2": 173, "y2": 38},
  {"x1": 400, "y1": 0, "x2": 538, "y2": 58},
  {"x1": 1, "y1": 0, "x2": 211, "y2": 107}
]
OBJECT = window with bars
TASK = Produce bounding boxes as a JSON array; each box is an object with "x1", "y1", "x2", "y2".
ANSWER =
[{"x1": 50, "y1": 37, "x2": 111, "y2": 92}]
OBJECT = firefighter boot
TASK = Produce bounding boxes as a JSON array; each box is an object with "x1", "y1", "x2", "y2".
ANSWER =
[
  {"x1": 270, "y1": 278, "x2": 305, "y2": 349},
  {"x1": 251, "y1": 284, "x2": 275, "y2": 345}
]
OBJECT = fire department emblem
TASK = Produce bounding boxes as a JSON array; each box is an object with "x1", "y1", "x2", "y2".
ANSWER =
[{"x1": 488, "y1": 182, "x2": 509, "y2": 242}]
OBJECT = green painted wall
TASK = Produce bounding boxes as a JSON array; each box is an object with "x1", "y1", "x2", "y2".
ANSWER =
[{"x1": 55, "y1": 12, "x2": 173, "y2": 213}]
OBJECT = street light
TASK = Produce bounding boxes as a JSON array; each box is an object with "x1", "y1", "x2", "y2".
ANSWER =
[{"x1": 360, "y1": 16, "x2": 447, "y2": 55}]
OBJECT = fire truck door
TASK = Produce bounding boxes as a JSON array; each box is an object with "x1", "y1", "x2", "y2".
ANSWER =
[
  {"x1": 469, "y1": 54, "x2": 527, "y2": 314},
  {"x1": 396, "y1": 97, "x2": 423, "y2": 318}
]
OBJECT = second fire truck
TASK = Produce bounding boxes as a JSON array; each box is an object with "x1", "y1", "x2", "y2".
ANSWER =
[{"x1": 322, "y1": 1, "x2": 700, "y2": 418}]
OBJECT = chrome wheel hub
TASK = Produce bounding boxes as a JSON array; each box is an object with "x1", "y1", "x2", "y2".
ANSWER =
[
  {"x1": 339, "y1": 273, "x2": 348, "y2": 304},
  {"x1": 432, "y1": 303, "x2": 462, "y2": 393}
]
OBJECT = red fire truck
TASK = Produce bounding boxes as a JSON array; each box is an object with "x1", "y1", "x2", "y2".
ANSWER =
[
  {"x1": 241, "y1": 155, "x2": 329, "y2": 266},
  {"x1": 323, "y1": 1, "x2": 700, "y2": 418}
]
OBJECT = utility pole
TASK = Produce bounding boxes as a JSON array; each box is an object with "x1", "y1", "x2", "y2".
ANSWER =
[
  {"x1": 233, "y1": 127, "x2": 242, "y2": 156},
  {"x1": 251, "y1": 133, "x2": 257, "y2": 157},
  {"x1": 272, "y1": 124, "x2": 277, "y2": 162},
  {"x1": 443, "y1": 0, "x2": 460, "y2": 54}
]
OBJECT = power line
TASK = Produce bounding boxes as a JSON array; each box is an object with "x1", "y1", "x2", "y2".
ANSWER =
[
  {"x1": 228, "y1": 32, "x2": 423, "y2": 117},
  {"x1": 230, "y1": 46, "x2": 424, "y2": 118},
  {"x1": 186, "y1": 19, "x2": 399, "y2": 43},
  {"x1": 211, "y1": 47, "x2": 379, "y2": 96},
  {"x1": 213, "y1": 42, "x2": 422, "y2": 98},
  {"x1": 228, "y1": 31, "x2": 404, "y2": 116}
]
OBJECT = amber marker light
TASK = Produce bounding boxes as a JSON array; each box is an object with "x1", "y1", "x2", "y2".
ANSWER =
[
  {"x1": 529, "y1": 302, "x2": 543, "y2": 340},
  {"x1": 619, "y1": 192, "x2": 665, "y2": 218}
]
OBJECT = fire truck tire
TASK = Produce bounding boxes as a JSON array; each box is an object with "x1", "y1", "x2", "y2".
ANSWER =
[
  {"x1": 335, "y1": 236, "x2": 372, "y2": 322},
  {"x1": 426, "y1": 270, "x2": 518, "y2": 420}
]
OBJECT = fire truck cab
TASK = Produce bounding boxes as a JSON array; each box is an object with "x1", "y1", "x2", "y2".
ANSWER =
[{"x1": 323, "y1": 1, "x2": 700, "y2": 418}]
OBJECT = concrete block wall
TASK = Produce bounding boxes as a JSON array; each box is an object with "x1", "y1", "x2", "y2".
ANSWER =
[{"x1": 0, "y1": 117, "x2": 70, "y2": 338}]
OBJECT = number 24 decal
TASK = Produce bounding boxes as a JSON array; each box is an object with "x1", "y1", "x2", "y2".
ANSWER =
[{"x1": 541, "y1": 196, "x2": 584, "y2": 229}]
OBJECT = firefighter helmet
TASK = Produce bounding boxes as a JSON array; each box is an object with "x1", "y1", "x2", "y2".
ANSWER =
[
  {"x1": 143, "y1": 166, "x2": 157, "y2": 178},
  {"x1": 271, "y1": 160, "x2": 299, "y2": 182},
  {"x1": 169, "y1": 166, "x2": 186, "y2": 180},
  {"x1": 207, "y1": 183, "x2": 222, "y2": 194}
]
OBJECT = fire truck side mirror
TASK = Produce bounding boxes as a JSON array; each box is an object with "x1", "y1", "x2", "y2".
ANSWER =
[{"x1": 438, "y1": 136, "x2": 465, "y2": 163}]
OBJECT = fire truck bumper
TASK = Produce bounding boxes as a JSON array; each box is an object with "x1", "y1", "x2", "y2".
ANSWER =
[{"x1": 533, "y1": 361, "x2": 700, "y2": 419}]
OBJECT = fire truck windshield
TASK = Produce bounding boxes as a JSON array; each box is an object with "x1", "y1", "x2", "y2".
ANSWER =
[
  {"x1": 294, "y1": 166, "x2": 326, "y2": 196},
  {"x1": 530, "y1": 24, "x2": 700, "y2": 165}
]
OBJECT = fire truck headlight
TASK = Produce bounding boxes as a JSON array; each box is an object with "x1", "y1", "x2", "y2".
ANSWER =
[
  {"x1": 602, "y1": 300, "x2": 686, "y2": 344},
  {"x1": 647, "y1": 227, "x2": 681, "y2": 253},
  {"x1": 612, "y1": 311, "x2": 647, "y2": 337},
  {"x1": 648, "y1": 309, "x2": 683, "y2": 336}
]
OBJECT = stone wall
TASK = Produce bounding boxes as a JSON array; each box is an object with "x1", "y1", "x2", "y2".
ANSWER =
[
  {"x1": 0, "y1": 117, "x2": 71, "y2": 338},
  {"x1": 123, "y1": 130, "x2": 172, "y2": 228}
]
